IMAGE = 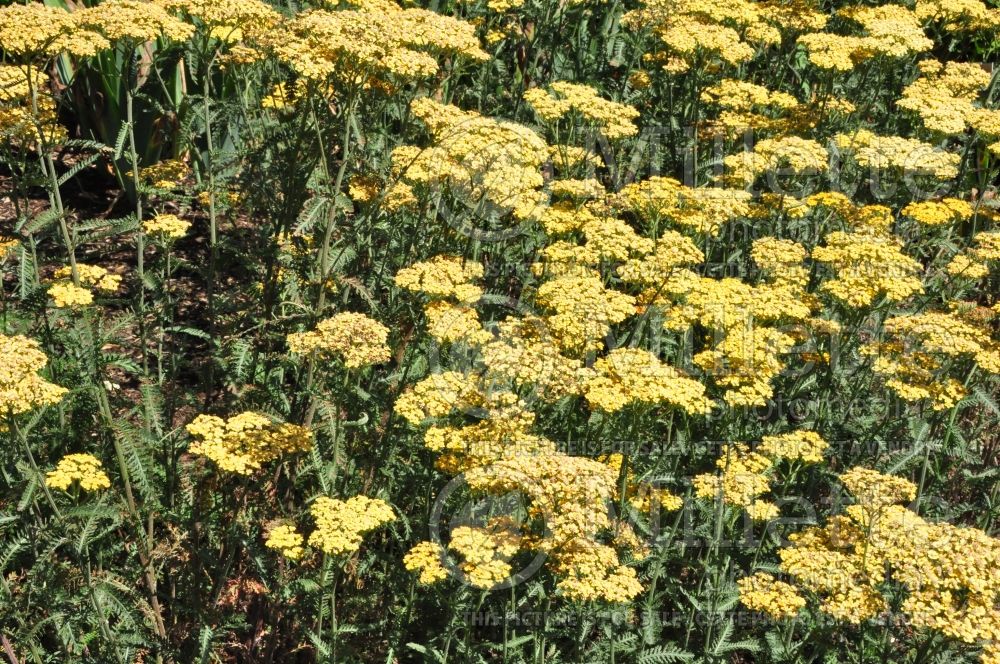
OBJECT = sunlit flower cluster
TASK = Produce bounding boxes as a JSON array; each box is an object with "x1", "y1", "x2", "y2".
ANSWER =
[
  {"x1": 615, "y1": 177, "x2": 752, "y2": 237},
  {"x1": 0, "y1": 3, "x2": 108, "y2": 59},
  {"x1": 186, "y1": 412, "x2": 313, "y2": 474},
  {"x1": 308, "y1": 495, "x2": 396, "y2": 555},
  {"x1": 0, "y1": 66, "x2": 66, "y2": 147},
  {"x1": 812, "y1": 232, "x2": 924, "y2": 307},
  {"x1": 524, "y1": 81, "x2": 640, "y2": 139},
  {"x1": 394, "y1": 256, "x2": 485, "y2": 304},
  {"x1": 287, "y1": 312, "x2": 391, "y2": 368},
  {"x1": 404, "y1": 541, "x2": 449, "y2": 584},
  {"x1": 54, "y1": 264, "x2": 121, "y2": 293},
  {"x1": 737, "y1": 572, "x2": 807, "y2": 619},
  {"x1": 45, "y1": 453, "x2": 112, "y2": 492},
  {"x1": 266, "y1": 2, "x2": 485, "y2": 85},
  {"x1": 776, "y1": 466, "x2": 1000, "y2": 661},
  {"x1": 393, "y1": 98, "x2": 548, "y2": 220},
  {"x1": 0, "y1": 334, "x2": 67, "y2": 416},
  {"x1": 76, "y1": 0, "x2": 194, "y2": 43},
  {"x1": 693, "y1": 443, "x2": 778, "y2": 520},
  {"x1": 144, "y1": 214, "x2": 192, "y2": 239},
  {"x1": 48, "y1": 282, "x2": 94, "y2": 309},
  {"x1": 265, "y1": 524, "x2": 306, "y2": 560},
  {"x1": 864, "y1": 311, "x2": 999, "y2": 409}
]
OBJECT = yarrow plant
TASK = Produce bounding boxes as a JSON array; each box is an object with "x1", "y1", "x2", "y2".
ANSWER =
[{"x1": 0, "y1": 0, "x2": 999, "y2": 661}]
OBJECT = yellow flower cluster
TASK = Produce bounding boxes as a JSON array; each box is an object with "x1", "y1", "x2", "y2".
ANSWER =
[
  {"x1": 949, "y1": 233, "x2": 1000, "y2": 279},
  {"x1": 797, "y1": 5, "x2": 930, "y2": 71},
  {"x1": 534, "y1": 213, "x2": 653, "y2": 272},
  {"x1": 724, "y1": 135, "x2": 828, "y2": 185},
  {"x1": 0, "y1": 237, "x2": 18, "y2": 259},
  {"x1": 394, "y1": 371, "x2": 484, "y2": 425},
  {"x1": 465, "y1": 452, "x2": 642, "y2": 602},
  {"x1": 752, "y1": 237, "x2": 809, "y2": 286},
  {"x1": 393, "y1": 98, "x2": 548, "y2": 221},
  {"x1": 737, "y1": 572, "x2": 807, "y2": 619},
  {"x1": 797, "y1": 191, "x2": 894, "y2": 233},
  {"x1": 448, "y1": 522, "x2": 520, "y2": 589},
  {"x1": 264, "y1": 525, "x2": 305, "y2": 560},
  {"x1": 0, "y1": 334, "x2": 67, "y2": 416},
  {"x1": 552, "y1": 537, "x2": 645, "y2": 603},
  {"x1": 758, "y1": 430, "x2": 828, "y2": 464},
  {"x1": 394, "y1": 255, "x2": 484, "y2": 304},
  {"x1": 48, "y1": 282, "x2": 94, "y2": 309},
  {"x1": 287, "y1": 312, "x2": 391, "y2": 369},
  {"x1": 0, "y1": 3, "x2": 108, "y2": 59},
  {"x1": 479, "y1": 317, "x2": 589, "y2": 401},
  {"x1": 840, "y1": 466, "x2": 917, "y2": 509},
  {"x1": 841, "y1": 5, "x2": 932, "y2": 56},
  {"x1": 615, "y1": 176, "x2": 752, "y2": 237},
  {"x1": 971, "y1": 231, "x2": 1000, "y2": 261},
  {"x1": 535, "y1": 272, "x2": 636, "y2": 354},
  {"x1": 394, "y1": 256, "x2": 492, "y2": 346},
  {"x1": 76, "y1": 0, "x2": 194, "y2": 43},
  {"x1": 617, "y1": 231, "x2": 704, "y2": 295},
  {"x1": 548, "y1": 178, "x2": 606, "y2": 202},
  {"x1": 404, "y1": 541, "x2": 449, "y2": 584},
  {"x1": 915, "y1": 0, "x2": 1000, "y2": 30},
  {"x1": 144, "y1": 214, "x2": 191, "y2": 239},
  {"x1": 0, "y1": 66, "x2": 66, "y2": 148},
  {"x1": 947, "y1": 253, "x2": 990, "y2": 280},
  {"x1": 899, "y1": 60, "x2": 992, "y2": 135},
  {"x1": 812, "y1": 232, "x2": 924, "y2": 307},
  {"x1": 45, "y1": 454, "x2": 111, "y2": 492},
  {"x1": 186, "y1": 412, "x2": 313, "y2": 474},
  {"x1": 423, "y1": 301, "x2": 491, "y2": 346},
  {"x1": 138, "y1": 159, "x2": 191, "y2": 189},
  {"x1": 624, "y1": 0, "x2": 805, "y2": 71},
  {"x1": 308, "y1": 495, "x2": 395, "y2": 555},
  {"x1": 777, "y1": 465, "x2": 1000, "y2": 658},
  {"x1": 54, "y1": 264, "x2": 121, "y2": 293},
  {"x1": 700, "y1": 79, "x2": 798, "y2": 112},
  {"x1": 796, "y1": 32, "x2": 866, "y2": 71},
  {"x1": 266, "y1": 2, "x2": 485, "y2": 85},
  {"x1": 548, "y1": 145, "x2": 603, "y2": 172},
  {"x1": 422, "y1": 394, "x2": 554, "y2": 473},
  {"x1": 700, "y1": 79, "x2": 800, "y2": 133},
  {"x1": 693, "y1": 443, "x2": 777, "y2": 520},
  {"x1": 583, "y1": 348, "x2": 713, "y2": 415},
  {"x1": 902, "y1": 198, "x2": 973, "y2": 226},
  {"x1": 524, "y1": 81, "x2": 640, "y2": 139},
  {"x1": 835, "y1": 130, "x2": 960, "y2": 179},
  {"x1": 394, "y1": 353, "x2": 646, "y2": 599},
  {"x1": 864, "y1": 311, "x2": 998, "y2": 409},
  {"x1": 659, "y1": 264, "x2": 811, "y2": 407},
  {"x1": 777, "y1": 469, "x2": 913, "y2": 623},
  {"x1": 157, "y1": 0, "x2": 280, "y2": 33}
]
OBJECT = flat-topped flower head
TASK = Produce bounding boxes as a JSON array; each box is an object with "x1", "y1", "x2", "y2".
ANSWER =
[
  {"x1": 75, "y1": 0, "x2": 194, "y2": 43},
  {"x1": 0, "y1": 4, "x2": 108, "y2": 59},
  {"x1": 404, "y1": 541, "x2": 449, "y2": 585},
  {"x1": 186, "y1": 412, "x2": 313, "y2": 474},
  {"x1": 308, "y1": 495, "x2": 396, "y2": 555},
  {"x1": 48, "y1": 282, "x2": 94, "y2": 309},
  {"x1": 46, "y1": 454, "x2": 111, "y2": 492},
  {"x1": 287, "y1": 312, "x2": 391, "y2": 368},
  {"x1": 0, "y1": 334, "x2": 67, "y2": 416},
  {"x1": 144, "y1": 214, "x2": 192, "y2": 239},
  {"x1": 265, "y1": 525, "x2": 306, "y2": 560}
]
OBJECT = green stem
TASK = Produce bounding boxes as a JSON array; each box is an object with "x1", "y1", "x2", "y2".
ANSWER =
[
  {"x1": 25, "y1": 66, "x2": 77, "y2": 285},
  {"x1": 126, "y1": 82, "x2": 149, "y2": 377},
  {"x1": 303, "y1": 93, "x2": 358, "y2": 429}
]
